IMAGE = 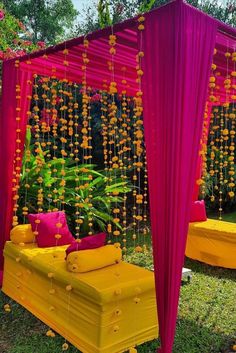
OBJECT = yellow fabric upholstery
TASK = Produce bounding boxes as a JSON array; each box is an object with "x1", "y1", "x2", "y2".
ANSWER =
[
  {"x1": 10, "y1": 224, "x2": 35, "y2": 244},
  {"x1": 67, "y1": 245, "x2": 122, "y2": 273},
  {"x1": 186, "y1": 219, "x2": 236, "y2": 269},
  {"x1": 3, "y1": 241, "x2": 158, "y2": 353}
]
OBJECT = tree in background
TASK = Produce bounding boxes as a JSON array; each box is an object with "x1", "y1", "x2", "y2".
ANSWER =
[
  {"x1": 3, "y1": 0, "x2": 78, "y2": 44},
  {"x1": 73, "y1": 0, "x2": 236, "y2": 36},
  {"x1": 0, "y1": 1, "x2": 38, "y2": 60}
]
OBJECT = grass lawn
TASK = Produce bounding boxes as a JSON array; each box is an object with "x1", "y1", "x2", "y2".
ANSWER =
[
  {"x1": 207, "y1": 210, "x2": 236, "y2": 223},
  {"x1": 0, "y1": 214, "x2": 236, "y2": 353}
]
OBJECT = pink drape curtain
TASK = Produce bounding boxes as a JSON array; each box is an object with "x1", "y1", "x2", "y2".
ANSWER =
[
  {"x1": 0, "y1": 61, "x2": 32, "y2": 280},
  {"x1": 142, "y1": 3, "x2": 217, "y2": 353}
]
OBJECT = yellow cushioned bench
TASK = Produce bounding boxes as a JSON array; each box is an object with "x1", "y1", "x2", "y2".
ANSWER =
[
  {"x1": 186, "y1": 219, "x2": 236, "y2": 269},
  {"x1": 2, "y1": 241, "x2": 158, "y2": 353}
]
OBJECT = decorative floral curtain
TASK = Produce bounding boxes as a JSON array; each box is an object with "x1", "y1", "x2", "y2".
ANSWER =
[
  {"x1": 142, "y1": 2, "x2": 217, "y2": 352},
  {"x1": 0, "y1": 61, "x2": 32, "y2": 278}
]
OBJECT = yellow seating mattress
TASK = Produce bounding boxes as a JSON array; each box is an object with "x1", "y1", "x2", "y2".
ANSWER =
[
  {"x1": 186, "y1": 219, "x2": 236, "y2": 269},
  {"x1": 2, "y1": 241, "x2": 158, "y2": 353}
]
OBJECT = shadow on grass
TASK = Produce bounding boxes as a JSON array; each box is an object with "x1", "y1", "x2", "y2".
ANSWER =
[{"x1": 184, "y1": 257, "x2": 236, "y2": 281}]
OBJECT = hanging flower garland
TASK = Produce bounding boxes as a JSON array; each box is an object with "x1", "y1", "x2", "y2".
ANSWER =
[
  {"x1": 228, "y1": 51, "x2": 236, "y2": 199},
  {"x1": 108, "y1": 32, "x2": 121, "y2": 238},
  {"x1": 12, "y1": 59, "x2": 21, "y2": 227},
  {"x1": 132, "y1": 15, "x2": 145, "y2": 252}
]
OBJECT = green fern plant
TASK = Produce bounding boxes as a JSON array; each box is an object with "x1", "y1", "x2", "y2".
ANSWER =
[{"x1": 19, "y1": 129, "x2": 131, "y2": 236}]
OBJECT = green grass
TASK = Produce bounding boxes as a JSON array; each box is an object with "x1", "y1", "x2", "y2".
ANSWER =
[
  {"x1": 1, "y1": 214, "x2": 236, "y2": 353},
  {"x1": 208, "y1": 210, "x2": 236, "y2": 223}
]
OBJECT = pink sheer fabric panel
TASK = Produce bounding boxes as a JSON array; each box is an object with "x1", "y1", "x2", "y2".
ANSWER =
[
  {"x1": 142, "y1": 3, "x2": 217, "y2": 353},
  {"x1": 0, "y1": 62, "x2": 32, "y2": 280}
]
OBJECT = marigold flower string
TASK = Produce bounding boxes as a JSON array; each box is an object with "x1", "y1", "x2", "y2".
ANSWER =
[{"x1": 12, "y1": 59, "x2": 21, "y2": 227}]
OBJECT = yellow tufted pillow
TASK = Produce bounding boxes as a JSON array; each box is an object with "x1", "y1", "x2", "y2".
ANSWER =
[
  {"x1": 66, "y1": 245, "x2": 122, "y2": 273},
  {"x1": 10, "y1": 224, "x2": 35, "y2": 244}
]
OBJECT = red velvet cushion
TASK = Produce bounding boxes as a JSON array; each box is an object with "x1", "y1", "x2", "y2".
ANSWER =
[
  {"x1": 190, "y1": 200, "x2": 207, "y2": 222},
  {"x1": 28, "y1": 211, "x2": 74, "y2": 248},
  {"x1": 65, "y1": 233, "x2": 107, "y2": 258}
]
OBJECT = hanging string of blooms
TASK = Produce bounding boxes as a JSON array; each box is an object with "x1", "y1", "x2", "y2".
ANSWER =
[
  {"x1": 108, "y1": 31, "x2": 121, "y2": 239},
  {"x1": 81, "y1": 38, "x2": 94, "y2": 236},
  {"x1": 119, "y1": 68, "x2": 128, "y2": 252},
  {"x1": 204, "y1": 48, "x2": 236, "y2": 219},
  {"x1": 228, "y1": 50, "x2": 236, "y2": 198},
  {"x1": 197, "y1": 103, "x2": 209, "y2": 198},
  {"x1": 208, "y1": 52, "x2": 218, "y2": 203},
  {"x1": 12, "y1": 59, "x2": 21, "y2": 227},
  {"x1": 132, "y1": 15, "x2": 145, "y2": 252},
  {"x1": 41, "y1": 72, "x2": 52, "y2": 211},
  {"x1": 142, "y1": 153, "x2": 149, "y2": 251},
  {"x1": 73, "y1": 82, "x2": 81, "y2": 239},
  {"x1": 22, "y1": 77, "x2": 33, "y2": 220},
  {"x1": 46, "y1": 68, "x2": 58, "y2": 211}
]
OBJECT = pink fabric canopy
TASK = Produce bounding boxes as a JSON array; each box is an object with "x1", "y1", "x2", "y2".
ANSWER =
[{"x1": 1, "y1": 1, "x2": 236, "y2": 352}]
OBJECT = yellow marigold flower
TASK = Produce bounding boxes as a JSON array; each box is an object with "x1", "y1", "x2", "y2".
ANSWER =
[
  {"x1": 196, "y1": 178, "x2": 204, "y2": 185},
  {"x1": 138, "y1": 15, "x2": 145, "y2": 22},
  {"x1": 109, "y1": 34, "x2": 116, "y2": 41},
  {"x1": 66, "y1": 284, "x2": 72, "y2": 292},
  {"x1": 115, "y1": 308, "x2": 122, "y2": 316},
  {"x1": 138, "y1": 24, "x2": 145, "y2": 30},
  {"x1": 129, "y1": 347, "x2": 137, "y2": 353},
  {"x1": 113, "y1": 325, "x2": 119, "y2": 332},
  {"x1": 134, "y1": 297, "x2": 141, "y2": 303},
  {"x1": 4, "y1": 304, "x2": 11, "y2": 313},
  {"x1": 47, "y1": 272, "x2": 54, "y2": 279},
  {"x1": 46, "y1": 329, "x2": 55, "y2": 337},
  {"x1": 109, "y1": 47, "x2": 116, "y2": 55},
  {"x1": 112, "y1": 191, "x2": 119, "y2": 196},
  {"x1": 135, "y1": 246, "x2": 143, "y2": 253},
  {"x1": 62, "y1": 342, "x2": 69, "y2": 351},
  {"x1": 83, "y1": 39, "x2": 89, "y2": 47},
  {"x1": 136, "y1": 215, "x2": 143, "y2": 221}
]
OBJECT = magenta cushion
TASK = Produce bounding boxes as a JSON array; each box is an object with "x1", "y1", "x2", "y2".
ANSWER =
[
  {"x1": 28, "y1": 211, "x2": 74, "y2": 248},
  {"x1": 190, "y1": 200, "x2": 207, "y2": 222},
  {"x1": 65, "y1": 233, "x2": 107, "y2": 258}
]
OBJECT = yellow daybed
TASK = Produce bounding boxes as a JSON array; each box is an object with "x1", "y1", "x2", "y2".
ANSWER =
[
  {"x1": 186, "y1": 219, "x2": 236, "y2": 269},
  {"x1": 2, "y1": 241, "x2": 158, "y2": 353}
]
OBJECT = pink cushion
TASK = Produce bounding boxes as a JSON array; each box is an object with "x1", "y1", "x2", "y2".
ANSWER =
[
  {"x1": 190, "y1": 200, "x2": 207, "y2": 222},
  {"x1": 66, "y1": 233, "x2": 107, "y2": 258},
  {"x1": 28, "y1": 211, "x2": 74, "y2": 248}
]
